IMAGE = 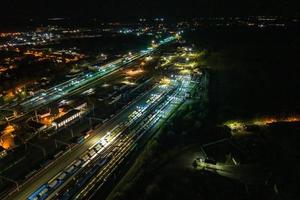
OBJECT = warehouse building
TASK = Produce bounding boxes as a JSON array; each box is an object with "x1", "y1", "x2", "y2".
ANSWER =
[{"x1": 52, "y1": 109, "x2": 81, "y2": 129}]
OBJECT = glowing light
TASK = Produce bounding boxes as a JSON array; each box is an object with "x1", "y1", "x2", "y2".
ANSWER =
[
  {"x1": 145, "y1": 56, "x2": 152, "y2": 61},
  {"x1": 102, "y1": 83, "x2": 110, "y2": 88},
  {"x1": 180, "y1": 69, "x2": 191, "y2": 74},
  {"x1": 122, "y1": 80, "x2": 136, "y2": 86},
  {"x1": 0, "y1": 125, "x2": 16, "y2": 149},
  {"x1": 160, "y1": 77, "x2": 171, "y2": 86},
  {"x1": 125, "y1": 68, "x2": 144, "y2": 76},
  {"x1": 224, "y1": 121, "x2": 245, "y2": 131}
]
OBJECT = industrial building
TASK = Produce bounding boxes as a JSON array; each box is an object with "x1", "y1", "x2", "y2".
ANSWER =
[{"x1": 52, "y1": 109, "x2": 82, "y2": 129}]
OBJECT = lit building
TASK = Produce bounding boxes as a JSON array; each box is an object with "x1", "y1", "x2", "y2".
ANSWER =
[
  {"x1": 37, "y1": 108, "x2": 51, "y2": 119},
  {"x1": 52, "y1": 109, "x2": 81, "y2": 129},
  {"x1": 0, "y1": 146, "x2": 7, "y2": 159}
]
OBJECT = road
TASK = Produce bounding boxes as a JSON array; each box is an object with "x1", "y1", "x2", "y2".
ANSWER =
[{"x1": 194, "y1": 156, "x2": 266, "y2": 183}]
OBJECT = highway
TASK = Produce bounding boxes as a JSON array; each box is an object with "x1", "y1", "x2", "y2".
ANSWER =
[{"x1": 4, "y1": 73, "x2": 182, "y2": 200}]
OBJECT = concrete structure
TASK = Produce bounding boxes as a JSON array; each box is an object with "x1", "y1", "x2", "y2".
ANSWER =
[
  {"x1": 52, "y1": 109, "x2": 81, "y2": 129},
  {"x1": 72, "y1": 101, "x2": 87, "y2": 111}
]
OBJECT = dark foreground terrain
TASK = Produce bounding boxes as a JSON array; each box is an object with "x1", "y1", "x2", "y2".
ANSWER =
[{"x1": 105, "y1": 26, "x2": 300, "y2": 200}]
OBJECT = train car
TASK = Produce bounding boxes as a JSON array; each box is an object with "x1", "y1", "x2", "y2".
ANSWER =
[
  {"x1": 80, "y1": 153, "x2": 90, "y2": 162},
  {"x1": 88, "y1": 149, "x2": 96, "y2": 157},
  {"x1": 38, "y1": 187, "x2": 49, "y2": 200},
  {"x1": 65, "y1": 165, "x2": 75, "y2": 174},
  {"x1": 75, "y1": 135, "x2": 85, "y2": 144},
  {"x1": 57, "y1": 172, "x2": 67, "y2": 181},
  {"x1": 48, "y1": 179, "x2": 59, "y2": 190},
  {"x1": 94, "y1": 143, "x2": 102, "y2": 152},
  {"x1": 27, "y1": 184, "x2": 48, "y2": 200},
  {"x1": 74, "y1": 160, "x2": 82, "y2": 167}
]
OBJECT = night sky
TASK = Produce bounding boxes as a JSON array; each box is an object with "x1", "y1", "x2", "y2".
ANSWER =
[{"x1": 1, "y1": 0, "x2": 299, "y2": 21}]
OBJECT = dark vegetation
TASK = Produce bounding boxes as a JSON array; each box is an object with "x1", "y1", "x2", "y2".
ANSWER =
[
  {"x1": 186, "y1": 26, "x2": 300, "y2": 123},
  {"x1": 107, "y1": 26, "x2": 300, "y2": 200}
]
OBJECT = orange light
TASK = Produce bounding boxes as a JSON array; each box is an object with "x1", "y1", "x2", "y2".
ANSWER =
[
  {"x1": 125, "y1": 68, "x2": 144, "y2": 76},
  {"x1": 0, "y1": 125, "x2": 16, "y2": 149},
  {"x1": 0, "y1": 66, "x2": 8, "y2": 72},
  {"x1": 285, "y1": 117, "x2": 300, "y2": 122},
  {"x1": 2, "y1": 125, "x2": 15, "y2": 135}
]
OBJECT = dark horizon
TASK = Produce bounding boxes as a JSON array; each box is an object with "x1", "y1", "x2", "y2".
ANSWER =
[{"x1": 1, "y1": 0, "x2": 299, "y2": 21}]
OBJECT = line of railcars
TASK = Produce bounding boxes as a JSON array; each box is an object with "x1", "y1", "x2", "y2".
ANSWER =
[{"x1": 27, "y1": 140, "x2": 107, "y2": 200}]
